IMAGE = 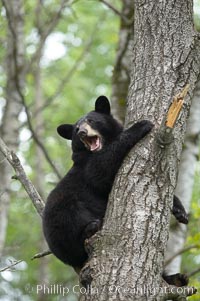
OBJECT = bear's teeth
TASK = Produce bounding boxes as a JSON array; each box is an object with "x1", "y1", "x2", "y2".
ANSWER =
[{"x1": 82, "y1": 136, "x2": 102, "y2": 151}]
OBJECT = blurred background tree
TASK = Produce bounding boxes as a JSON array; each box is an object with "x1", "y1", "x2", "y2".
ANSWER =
[{"x1": 0, "y1": 0, "x2": 199, "y2": 300}]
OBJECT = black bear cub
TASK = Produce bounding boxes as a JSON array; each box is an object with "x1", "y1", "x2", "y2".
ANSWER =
[{"x1": 43, "y1": 96, "x2": 188, "y2": 286}]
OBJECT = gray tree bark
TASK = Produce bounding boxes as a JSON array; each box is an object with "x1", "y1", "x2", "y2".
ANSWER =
[
  {"x1": 0, "y1": 0, "x2": 25, "y2": 256},
  {"x1": 165, "y1": 77, "x2": 200, "y2": 274},
  {"x1": 79, "y1": 1, "x2": 200, "y2": 301},
  {"x1": 111, "y1": 0, "x2": 200, "y2": 279}
]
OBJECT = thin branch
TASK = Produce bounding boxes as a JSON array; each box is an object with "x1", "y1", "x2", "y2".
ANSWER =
[
  {"x1": 0, "y1": 137, "x2": 45, "y2": 216},
  {"x1": 99, "y1": 0, "x2": 129, "y2": 23},
  {"x1": 1, "y1": 1, "x2": 16, "y2": 42},
  {"x1": 187, "y1": 266, "x2": 200, "y2": 277},
  {"x1": 31, "y1": 250, "x2": 52, "y2": 260},
  {"x1": 26, "y1": 0, "x2": 70, "y2": 73},
  {"x1": 34, "y1": 0, "x2": 43, "y2": 32},
  {"x1": 160, "y1": 279, "x2": 197, "y2": 301},
  {"x1": 165, "y1": 244, "x2": 199, "y2": 267},
  {"x1": 0, "y1": 260, "x2": 23, "y2": 272},
  {"x1": 34, "y1": 26, "x2": 97, "y2": 115},
  {"x1": 162, "y1": 285, "x2": 197, "y2": 301},
  {"x1": 21, "y1": 95, "x2": 62, "y2": 179},
  {"x1": 43, "y1": 45, "x2": 91, "y2": 107}
]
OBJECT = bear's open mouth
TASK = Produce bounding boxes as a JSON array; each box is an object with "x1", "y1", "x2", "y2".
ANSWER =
[{"x1": 81, "y1": 135, "x2": 102, "y2": 152}]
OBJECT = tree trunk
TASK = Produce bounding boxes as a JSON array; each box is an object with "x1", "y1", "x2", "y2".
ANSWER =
[
  {"x1": 111, "y1": 1, "x2": 200, "y2": 277},
  {"x1": 79, "y1": 1, "x2": 200, "y2": 301},
  {"x1": 165, "y1": 77, "x2": 200, "y2": 274},
  {"x1": 0, "y1": 0, "x2": 25, "y2": 256},
  {"x1": 33, "y1": 53, "x2": 50, "y2": 301},
  {"x1": 111, "y1": 0, "x2": 134, "y2": 122}
]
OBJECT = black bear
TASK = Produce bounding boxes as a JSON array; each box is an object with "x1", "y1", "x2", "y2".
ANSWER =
[{"x1": 43, "y1": 96, "x2": 188, "y2": 285}]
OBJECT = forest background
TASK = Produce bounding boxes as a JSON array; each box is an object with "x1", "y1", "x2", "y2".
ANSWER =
[{"x1": 0, "y1": 1, "x2": 200, "y2": 300}]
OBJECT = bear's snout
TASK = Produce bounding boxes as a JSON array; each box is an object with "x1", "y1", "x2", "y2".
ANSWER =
[{"x1": 78, "y1": 128, "x2": 88, "y2": 138}]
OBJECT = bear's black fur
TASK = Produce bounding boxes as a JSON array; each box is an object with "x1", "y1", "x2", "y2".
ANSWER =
[
  {"x1": 43, "y1": 96, "x2": 154, "y2": 268},
  {"x1": 43, "y1": 96, "x2": 188, "y2": 285}
]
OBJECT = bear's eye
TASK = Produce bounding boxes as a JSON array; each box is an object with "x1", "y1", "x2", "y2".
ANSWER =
[{"x1": 87, "y1": 119, "x2": 93, "y2": 124}]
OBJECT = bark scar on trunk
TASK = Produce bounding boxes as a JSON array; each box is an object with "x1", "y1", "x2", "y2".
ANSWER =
[
  {"x1": 157, "y1": 85, "x2": 190, "y2": 147},
  {"x1": 166, "y1": 84, "x2": 190, "y2": 128}
]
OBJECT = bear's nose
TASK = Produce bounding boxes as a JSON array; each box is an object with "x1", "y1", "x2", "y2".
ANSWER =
[{"x1": 78, "y1": 128, "x2": 88, "y2": 138}]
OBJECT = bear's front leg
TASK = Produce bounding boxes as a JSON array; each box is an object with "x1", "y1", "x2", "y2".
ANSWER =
[
  {"x1": 82, "y1": 219, "x2": 102, "y2": 241},
  {"x1": 82, "y1": 220, "x2": 102, "y2": 258}
]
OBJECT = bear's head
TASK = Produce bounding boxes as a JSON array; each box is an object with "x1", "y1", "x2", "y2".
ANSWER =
[{"x1": 57, "y1": 96, "x2": 123, "y2": 153}]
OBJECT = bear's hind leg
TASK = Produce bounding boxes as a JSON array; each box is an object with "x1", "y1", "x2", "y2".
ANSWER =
[
  {"x1": 163, "y1": 273, "x2": 189, "y2": 287},
  {"x1": 172, "y1": 195, "x2": 189, "y2": 224}
]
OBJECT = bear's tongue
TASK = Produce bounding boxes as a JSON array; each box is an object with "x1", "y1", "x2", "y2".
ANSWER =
[{"x1": 86, "y1": 136, "x2": 100, "y2": 151}]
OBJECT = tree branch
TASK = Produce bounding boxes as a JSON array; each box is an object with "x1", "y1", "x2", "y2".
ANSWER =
[
  {"x1": 160, "y1": 279, "x2": 197, "y2": 301},
  {"x1": 110, "y1": 0, "x2": 134, "y2": 122},
  {"x1": 34, "y1": 26, "x2": 97, "y2": 115},
  {"x1": 26, "y1": 0, "x2": 70, "y2": 73},
  {"x1": 0, "y1": 138, "x2": 52, "y2": 261},
  {"x1": 31, "y1": 250, "x2": 52, "y2": 260},
  {"x1": 157, "y1": 85, "x2": 190, "y2": 147},
  {"x1": 99, "y1": 0, "x2": 129, "y2": 24},
  {"x1": 187, "y1": 265, "x2": 200, "y2": 277},
  {"x1": 0, "y1": 137, "x2": 45, "y2": 216},
  {"x1": 0, "y1": 259, "x2": 23, "y2": 272},
  {"x1": 164, "y1": 244, "x2": 199, "y2": 267},
  {"x1": 162, "y1": 283, "x2": 197, "y2": 301},
  {"x1": 21, "y1": 95, "x2": 62, "y2": 179}
]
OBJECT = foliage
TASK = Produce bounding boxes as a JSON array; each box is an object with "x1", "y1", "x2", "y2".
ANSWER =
[
  {"x1": 0, "y1": 1, "x2": 121, "y2": 300},
  {"x1": 194, "y1": 0, "x2": 200, "y2": 30},
  {"x1": 183, "y1": 165, "x2": 200, "y2": 300}
]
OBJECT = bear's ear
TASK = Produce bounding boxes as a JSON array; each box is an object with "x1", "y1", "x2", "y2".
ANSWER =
[
  {"x1": 95, "y1": 96, "x2": 110, "y2": 115},
  {"x1": 57, "y1": 124, "x2": 73, "y2": 140}
]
